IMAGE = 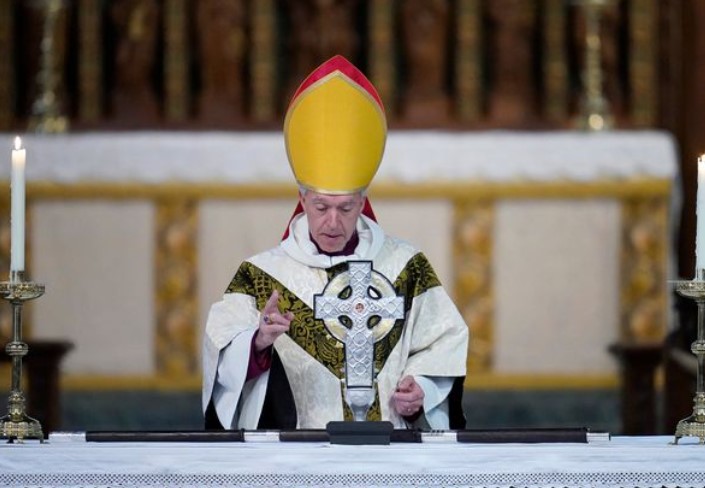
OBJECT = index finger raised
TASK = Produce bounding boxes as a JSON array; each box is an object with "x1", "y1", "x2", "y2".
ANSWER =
[{"x1": 262, "y1": 290, "x2": 280, "y2": 315}]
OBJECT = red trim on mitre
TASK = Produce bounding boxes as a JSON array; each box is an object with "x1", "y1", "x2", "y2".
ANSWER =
[
  {"x1": 288, "y1": 55, "x2": 385, "y2": 114},
  {"x1": 281, "y1": 200, "x2": 377, "y2": 241}
]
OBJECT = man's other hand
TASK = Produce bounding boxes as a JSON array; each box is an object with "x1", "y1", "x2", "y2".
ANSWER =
[{"x1": 391, "y1": 375, "x2": 424, "y2": 418}]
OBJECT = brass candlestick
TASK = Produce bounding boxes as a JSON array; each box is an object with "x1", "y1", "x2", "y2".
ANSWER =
[
  {"x1": 0, "y1": 271, "x2": 45, "y2": 442},
  {"x1": 671, "y1": 277, "x2": 705, "y2": 444},
  {"x1": 575, "y1": 0, "x2": 614, "y2": 131}
]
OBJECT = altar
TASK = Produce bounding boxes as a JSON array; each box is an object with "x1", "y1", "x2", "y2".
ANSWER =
[
  {"x1": 0, "y1": 130, "x2": 677, "y2": 397},
  {"x1": 0, "y1": 436, "x2": 704, "y2": 487}
]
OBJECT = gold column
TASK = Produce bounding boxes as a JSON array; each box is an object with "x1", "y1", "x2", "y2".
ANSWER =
[
  {"x1": 455, "y1": 0, "x2": 483, "y2": 123},
  {"x1": 78, "y1": 0, "x2": 102, "y2": 123},
  {"x1": 0, "y1": 0, "x2": 12, "y2": 130},
  {"x1": 629, "y1": 0, "x2": 657, "y2": 127},
  {"x1": 155, "y1": 200, "x2": 198, "y2": 377},
  {"x1": 620, "y1": 197, "x2": 669, "y2": 342},
  {"x1": 250, "y1": 0, "x2": 276, "y2": 123},
  {"x1": 453, "y1": 201, "x2": 494, "y2": 374},
  {"x1": 543, "y1": 0, "x2": 568, "y2": 123},
  {"x1": 368, "y1": 0, "x2": 395, "y2": 113},
  {"x1": 164, "y1": 0, "x2": 189, "y2": 122}
]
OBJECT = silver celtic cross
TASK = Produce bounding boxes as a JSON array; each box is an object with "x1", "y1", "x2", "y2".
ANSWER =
[{"x1": 314, "y1": 261, "x2": 405, "y2": 421}]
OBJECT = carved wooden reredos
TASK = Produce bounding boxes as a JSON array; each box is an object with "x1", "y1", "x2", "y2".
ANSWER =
[{"x1": 0, "y1": 0, "x2": 667, "y2": 131}]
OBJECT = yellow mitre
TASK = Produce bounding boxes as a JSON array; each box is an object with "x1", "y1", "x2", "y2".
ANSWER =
[{"x1": 284, "y1": 55, "x2": 387, "y2": 194}]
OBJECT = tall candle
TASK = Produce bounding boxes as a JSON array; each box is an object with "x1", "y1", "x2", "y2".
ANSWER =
[
  {"x1": 11, "y1": 136, "x2": 25, "y2": 273},
  {"x1": 697, "y1": 155, "x2": 705, "y2": 277}
]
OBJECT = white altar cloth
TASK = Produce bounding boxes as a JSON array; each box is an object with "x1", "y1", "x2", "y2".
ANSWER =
[{"x1": 1, "y1": 436, "x2": 704, "y2": 488}]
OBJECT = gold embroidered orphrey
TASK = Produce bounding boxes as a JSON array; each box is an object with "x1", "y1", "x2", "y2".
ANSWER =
[{"x1": 314, "y1": 261, "x2": 405, "y2": 421}]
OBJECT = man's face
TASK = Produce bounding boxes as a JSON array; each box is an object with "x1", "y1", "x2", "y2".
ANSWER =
[{"x1": 301, "y1": 190, "x2": 365, "y2": 253}]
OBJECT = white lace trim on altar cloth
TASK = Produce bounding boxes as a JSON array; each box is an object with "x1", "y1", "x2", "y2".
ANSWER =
[
  {"x1": 0, "y1": 471, "x2": 704, "y2": 488},
  {"x1": 0, "y1": 130, "x2": 677, "y2": 184}
]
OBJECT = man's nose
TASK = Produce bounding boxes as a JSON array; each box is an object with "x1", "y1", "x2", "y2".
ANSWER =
[{"x1": 325, "y1": 210, "x2": 341, "y2": 227}]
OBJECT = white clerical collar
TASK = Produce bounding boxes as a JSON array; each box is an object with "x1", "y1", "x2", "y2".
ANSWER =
[{"x1": 280, "y1": 213, "x2": 385, "y2": 268}]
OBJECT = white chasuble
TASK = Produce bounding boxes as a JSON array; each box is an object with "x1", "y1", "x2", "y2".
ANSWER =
[{"x1": 202, "y1": 215, "x2": 468, "y2": 429}]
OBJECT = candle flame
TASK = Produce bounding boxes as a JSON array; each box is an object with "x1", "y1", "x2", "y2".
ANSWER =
[{"x1": 13, "y1": 136, "x2": 22, "y2": 151}]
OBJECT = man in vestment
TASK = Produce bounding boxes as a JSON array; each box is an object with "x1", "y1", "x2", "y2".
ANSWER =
[{"x1": 202, "y1": 55, "x2": 469, "y2": 430}]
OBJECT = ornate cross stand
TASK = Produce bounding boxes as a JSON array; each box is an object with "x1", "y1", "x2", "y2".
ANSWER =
[
  {"x1": 0, "y1": 272, "x2": 45, "y2": 442},
  {"x1": 315, "y1": 261, "x2": 404, "y2": 422},
  {"x1": 671, "y1": 279, "x2": 705, "y2": 444}
]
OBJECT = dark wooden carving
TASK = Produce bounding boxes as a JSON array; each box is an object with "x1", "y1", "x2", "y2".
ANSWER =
[
  {"x1": 196, "y1": 0, "x2": 248, "y2": 125},
  {"x1": 110, "y1": 0, "x2": 161, "y2": 125},
  {"x1": 600, "y1": 4, "x2": 625, "y2": 120},
  {"x1": 486, "y1": 0, "x2": 537, "y2": 127},
  {"x1": 284, "y1": 0, "x2": 359, "y2": 101},
  {"x1": 609, "y1": 342, "x2": 663, "y2": 435},
  {"x1": 399, "y1": 0, "x2": 451, "y2": 125}
]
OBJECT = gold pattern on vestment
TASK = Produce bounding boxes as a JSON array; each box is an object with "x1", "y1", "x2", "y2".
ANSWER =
[
  {"x1": 227, "y1": 253, "x2": 441, "y2": 420},
  {"x1": 227, "y1": 261, "x2": 363, "y2": 418}
]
